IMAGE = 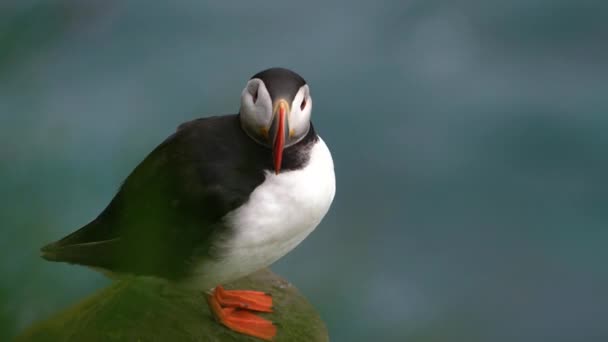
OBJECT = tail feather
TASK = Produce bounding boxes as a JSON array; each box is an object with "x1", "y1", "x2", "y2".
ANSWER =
[
  {"x1": 40, "y1": 239, "x2": 120, "y2": 264},
  {"x1": 40, "y1": 218, "x2": 121, "y2": 268}
]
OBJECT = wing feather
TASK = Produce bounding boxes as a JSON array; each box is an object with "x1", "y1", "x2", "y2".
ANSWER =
[{"x1": 40, "y1": 115, "x2": 269, "y2": 279}]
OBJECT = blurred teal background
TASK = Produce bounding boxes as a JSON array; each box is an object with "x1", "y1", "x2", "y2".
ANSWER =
[{"x1": 1, "y1": 1, "x2": 607, "y2": 341}]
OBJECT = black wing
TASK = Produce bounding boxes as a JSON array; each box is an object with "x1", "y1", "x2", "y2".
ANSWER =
[{"x1": 41, "y1": 115, "x2": 271, "y2": 279}]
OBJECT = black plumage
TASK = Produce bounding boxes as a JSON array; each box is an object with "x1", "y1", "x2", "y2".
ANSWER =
[{"x1": 41, "y1": 114, "x2": 317, "y2": 280}]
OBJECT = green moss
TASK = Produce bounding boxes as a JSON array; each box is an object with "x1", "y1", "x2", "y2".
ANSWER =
[{"x1": 16, "y1": 269, "x2": 328, "y2": 342}]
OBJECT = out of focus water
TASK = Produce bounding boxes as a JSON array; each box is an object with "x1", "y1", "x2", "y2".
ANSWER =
[{"x1": 1, "y1": 1, "x2": 607, "y2": 341}]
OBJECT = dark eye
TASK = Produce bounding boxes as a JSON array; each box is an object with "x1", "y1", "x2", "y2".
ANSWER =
[
  {"x1": 300, "y1": 98, "x2": 307, "y2": 110},
  {"x1": 252, "y1": 88, "x2": 258, "y2": 103}
]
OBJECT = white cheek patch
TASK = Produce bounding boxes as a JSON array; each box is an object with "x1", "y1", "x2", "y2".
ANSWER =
[
  {"x1": 255, "y1": 84, "x2": 273, "y2": 126},
  {"x1": 289, "y1": 85, "x2": 312, "y2": 141},
  {"x1": 241, "y1": 79, "x2": 273, "y2": 128}
]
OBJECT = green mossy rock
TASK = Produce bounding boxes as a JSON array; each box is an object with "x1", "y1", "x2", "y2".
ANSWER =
[{"x1": 16, "y1": 269, "x2": 328, "y2": 342}]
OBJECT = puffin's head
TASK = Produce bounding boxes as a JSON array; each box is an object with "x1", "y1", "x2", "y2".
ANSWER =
[{"x1": 239, "y1": 67, "x2": 312, "y2": 174}]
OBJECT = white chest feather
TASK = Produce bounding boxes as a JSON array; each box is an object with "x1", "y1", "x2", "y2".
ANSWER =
[{"x1": 192, "y1": 137, "x2": 335, "y2": 287}]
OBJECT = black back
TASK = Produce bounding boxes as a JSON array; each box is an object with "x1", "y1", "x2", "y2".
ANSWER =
[{"x1": 41, "y1": 114, "x2": 318, "y2": 279}]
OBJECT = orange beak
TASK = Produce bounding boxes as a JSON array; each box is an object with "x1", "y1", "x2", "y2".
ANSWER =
[{"x1": 272, "y1": 101, "x2": 288, "y2": 174}]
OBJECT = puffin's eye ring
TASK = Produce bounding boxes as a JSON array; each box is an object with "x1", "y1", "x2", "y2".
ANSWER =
[{"x1": 300, "y1": 98, "x2": 306, "y2": 110}]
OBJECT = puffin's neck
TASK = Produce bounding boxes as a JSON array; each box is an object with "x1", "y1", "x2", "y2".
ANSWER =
[
  {"x1": 276, "y1": 122, "x2": 318, "y2": 172},
  {"x1": 234, "y1": 114, "x2": 318, "y2": 173}
]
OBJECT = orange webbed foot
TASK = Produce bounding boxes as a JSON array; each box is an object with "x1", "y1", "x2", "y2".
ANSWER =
[
  {"x1": 214, "y1": 285, "x2": 273, "y2": 312},
  {"x1": 207, "y1": 285, "x2": 276, "y2": 341}
]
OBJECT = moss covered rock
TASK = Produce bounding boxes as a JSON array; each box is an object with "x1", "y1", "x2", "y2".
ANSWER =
[{"x1": 16, "y1": 269, "x2": 328, "y2": 341}]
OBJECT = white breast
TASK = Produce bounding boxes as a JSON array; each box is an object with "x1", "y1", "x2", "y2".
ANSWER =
[{"x1": 190, "y1": 137, "x2": 335, "y2": 288}]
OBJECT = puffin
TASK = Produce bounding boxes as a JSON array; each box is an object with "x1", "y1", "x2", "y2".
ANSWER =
[{"x1": 40, "y1": 67, "x2": 336, "y2": 341}]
